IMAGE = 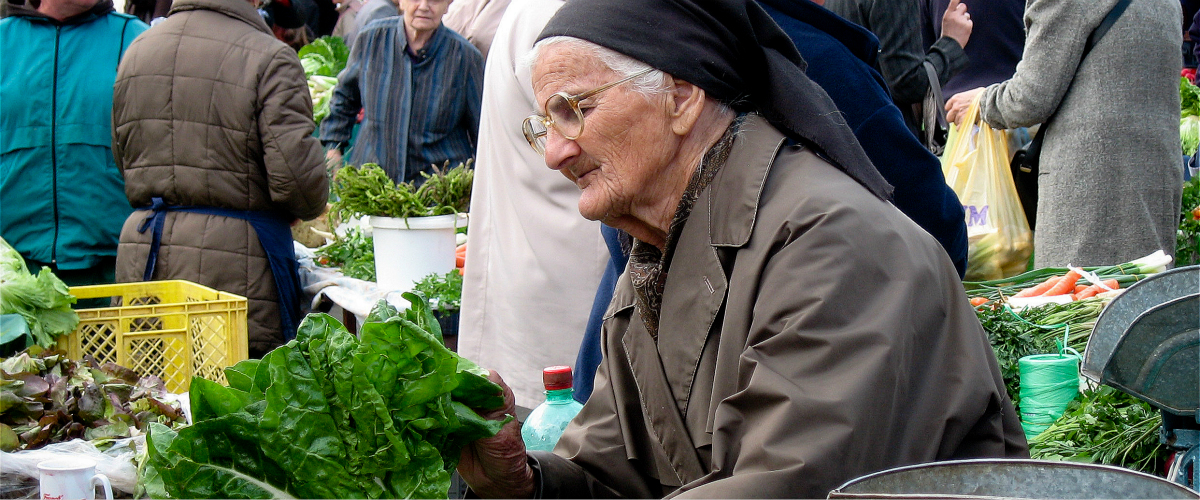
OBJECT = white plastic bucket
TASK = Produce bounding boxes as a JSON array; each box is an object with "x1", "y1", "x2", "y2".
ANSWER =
[{"x1": 369, "y1": 213, "x2": 466, "y2": 291}]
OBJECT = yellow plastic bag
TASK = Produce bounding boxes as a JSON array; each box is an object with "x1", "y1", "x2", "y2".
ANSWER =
[{"x1": 941, "y1": 97, "x2": 1033, "y2": 281}]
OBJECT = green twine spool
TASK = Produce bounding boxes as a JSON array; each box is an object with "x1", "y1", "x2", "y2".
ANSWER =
[{"x1": 1018, "y1": 351, "x2": 1081, "y2": 440}]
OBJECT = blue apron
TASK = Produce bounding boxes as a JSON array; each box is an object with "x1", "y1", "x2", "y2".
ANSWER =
[{"x1": 136, "y1": 197, "x2": 302, "y2": 341}]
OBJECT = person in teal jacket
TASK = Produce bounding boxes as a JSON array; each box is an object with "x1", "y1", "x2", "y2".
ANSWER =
[{"x1": 0, "y1": 0, "x2": 147, "y2": 286}]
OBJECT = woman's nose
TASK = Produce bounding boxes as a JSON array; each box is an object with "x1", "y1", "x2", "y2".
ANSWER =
[{"x1": 542, "y1": 128, "x2": 580, "y2": 172}]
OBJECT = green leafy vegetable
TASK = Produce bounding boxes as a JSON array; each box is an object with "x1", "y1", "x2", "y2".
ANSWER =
[
  {"x1": 1029, "y1": 386, "x2": 1165, "y2": 474},
  {"x1": 298, "y1": 36, "x2": 349, "y2": 78},
  {"x1": 1181, "y1": 77, "x2": 1200, "y2": 118},
  {"x1": 299, "y1": 37, "x2": 350, "y2": 125},
  {"x1": 412, "y1": 269, "x2": 463, "y2": 313},
  {"x1": 315, "y1": 227, "x2": 376, "y2": 281},
  {"x1": 144, "y1": 298, "x2": 508, "y2": 499},
  {"x1": 1181, "y1": 116, "x2": 1199, "y2": 156},
  {"x1": 330, "y1": 161, "x2": 474, "y2": 222},
  {"x1": 1178, "y1": 176, "x2": 1200, "y2": 267},
  {"x1": 0, "y1": 238, "x2": 78, "y2": 348},
  {"x1": 0, "y1": 347, "x2": 187, "y2": 452}
]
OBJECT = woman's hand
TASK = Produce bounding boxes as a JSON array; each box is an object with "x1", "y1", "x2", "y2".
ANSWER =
[
  {"x1": 941, "y1": 0, "x2": 972, "y2": 49},
  {"x1": 457, "y1": 370, "x2": 537, "y2": 499},
  {"x1": 325, "y1": 148, "x2": 344, "y2": 174},
  {"x1": 945, "y1": 87, "x2": 984, "y2": 125}
]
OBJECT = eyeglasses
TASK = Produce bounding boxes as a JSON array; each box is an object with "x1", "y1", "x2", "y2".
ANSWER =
[{"x1": 522, "y1": 67, "x2": 653, "y2": 155}]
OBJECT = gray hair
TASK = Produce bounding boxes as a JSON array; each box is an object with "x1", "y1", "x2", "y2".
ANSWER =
[{"x1": 523, "y1": 36, "x2": 671, "y2": 98}]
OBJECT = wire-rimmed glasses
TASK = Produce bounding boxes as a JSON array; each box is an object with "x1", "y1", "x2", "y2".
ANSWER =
[{"x1": 522, "y1": 67, "x2": 654, "y2": 155}]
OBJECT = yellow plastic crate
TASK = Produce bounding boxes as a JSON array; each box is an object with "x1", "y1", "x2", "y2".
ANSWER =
[{"x1": 58, "y1": 280, "x2": 248, "y2": 393}]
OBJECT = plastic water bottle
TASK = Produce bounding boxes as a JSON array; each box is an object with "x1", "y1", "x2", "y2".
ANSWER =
[{"x1": 521, "y1": 366, "x2": 584, "y2": 452}]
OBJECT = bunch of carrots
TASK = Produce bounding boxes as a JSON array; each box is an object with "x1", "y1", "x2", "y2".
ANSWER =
[
  {"x1": 968, "y1": 270, "x2": 1120, "y2": 307},
  {"x1": 963, "y1": 251, "x2": 1173, "y2": 306}
]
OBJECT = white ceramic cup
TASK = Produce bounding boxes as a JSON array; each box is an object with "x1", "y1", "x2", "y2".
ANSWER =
[{"x1": 37, "y1": 457, "x2": 113, "y2": 500}]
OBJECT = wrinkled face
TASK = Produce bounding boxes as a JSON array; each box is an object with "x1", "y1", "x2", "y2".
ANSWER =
[
  {"x1": 531, "y1": 45, "x2": 679, "y2": 223},
  {"x1": 399, "y1": 0, "x2": 449, "y2": 34}
]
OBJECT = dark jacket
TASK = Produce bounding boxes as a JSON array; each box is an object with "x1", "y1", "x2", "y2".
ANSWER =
[
  {"x1": 112, "y1": 0, "x2": 328, "y2": 355},
  {"x1": 764, "y1": 0, "x2": 968, "y2": 275},
  {"x1": 926, "y1": 0, "x2": 1024, "y2": 95},
  {"x1": 536, "y1": 115, "x2": 1026, "y2": 499},
  {"x1": 824, "y1": 0, "x2": 967, "y2": 128}
]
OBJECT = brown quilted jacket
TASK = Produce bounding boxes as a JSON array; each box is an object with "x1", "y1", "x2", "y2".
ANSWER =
[{"x1": 112, "y1": 0, "x2": 328, "y2": 357}]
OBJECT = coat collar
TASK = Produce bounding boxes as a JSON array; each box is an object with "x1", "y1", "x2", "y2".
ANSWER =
[
  {"x1": 706, "y1": 114, "x2": 788, "y2": 247},
  {"x1": 605, "y1": 115, "x2": 788, "y2": 486},
  {"x1": 169, "y1": 0, "x2": 271, "y2": 35}
]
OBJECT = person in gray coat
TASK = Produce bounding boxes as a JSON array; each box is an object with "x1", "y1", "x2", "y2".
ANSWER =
[{"x1": 946, "y1": 0, "x2": 1183, "y2": 268}]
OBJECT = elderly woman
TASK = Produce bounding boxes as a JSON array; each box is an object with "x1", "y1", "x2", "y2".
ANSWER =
[{"x1": 458, "y1": 0, "x2": 1027, "y2": 498}]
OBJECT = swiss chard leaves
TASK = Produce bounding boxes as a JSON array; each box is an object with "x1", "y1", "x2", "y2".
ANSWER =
[{"x1": 145, "y1": 300, "x2": 508, "y2": 499}]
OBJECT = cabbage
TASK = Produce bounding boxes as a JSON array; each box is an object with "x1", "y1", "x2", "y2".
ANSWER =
[
  {"x1": 1182, "y1": 116, "x2": 1200, "y2": 156},
  {"x1": 0, "y1": 238, "x2": 77, "y2": 347}
]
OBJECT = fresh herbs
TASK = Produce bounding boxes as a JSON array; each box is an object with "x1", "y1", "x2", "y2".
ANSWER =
[
  {"x1": 0, "y1": 347, "x2": 187, "y2": 452},
  {"x1": 0, "y1": 238, "x2": 78, "y2": 348},
  {"x1": 1029, "y1": 386, "x2": 1165, "y2": 474},
  {"x1": 143, "y1": 296, "x2": 507, "y2": 499},
  {"x1": 315, "y1": 227, "x2": 376, "y2": 282},
  {"x1": 412, "y1": 270, "x2": 463, "y2": 313},
  {"x1": 329, "y1": 161, "x2": 474, "y2": 222}
]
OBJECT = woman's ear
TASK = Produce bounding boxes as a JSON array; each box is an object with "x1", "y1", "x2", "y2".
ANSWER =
[{"x1": 665, "y1": 75, "x2": 706, "y2": 136}]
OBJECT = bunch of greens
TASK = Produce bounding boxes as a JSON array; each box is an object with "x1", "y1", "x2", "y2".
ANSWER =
[
  {"x1": 299, "y1": 37, "x2": 350, "y2": 125},
  {"x1": 0, "y1": 238, "x2": 78, "y2": 348},
  {"x1": 330, "y1": 160, "x2": 474, "y2": 222},
  {"x1": 1, "y1": 346, "x2": 187, "y2": 452},
  {"x1": 1178, "y1": 176, "x2": 1200, "y2": 266},
  {"x1": 1182, "y1": 77, "x2": 1200, "y2": 155},
  {"x1": 315, "y1": 227, "x2": 376, "y2": 281},
  {"x1": 412, "y1": 269, "x2": 463, "y2": 313},
  {"x1": 1029, "y1": 386, "x2": 1165, "y2": 474},
  {"x1": 142, "y1": 295, "x2": 507, "y2": 499}
]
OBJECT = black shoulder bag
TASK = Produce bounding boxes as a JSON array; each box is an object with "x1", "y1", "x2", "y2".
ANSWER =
[
  {"x1": 1009, "y1": 0, "x2": 1132, "y2": 229},
  {"x1": 918, "y1": 60, "x2": 950, "y2": 156}
]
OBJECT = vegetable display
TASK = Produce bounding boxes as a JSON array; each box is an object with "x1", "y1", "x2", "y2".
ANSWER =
[
  {"x1": 298, "y1": 37, "x2": 350, "y2": 125},
  {"x1": 1179, "y1": 176, "x2": 1199, "y2": 267},
  {"x1": 330, "y1": 160, "x2": 474, "y2": 222},
  {"x1": 315, "y1": 227, "x2": 376, "y2": 282},
  {"x1": 142, "y1": 295, "x2": 507, "y2": 499},
  {"x1": 0, "y1": 346, "x2": 187, "y2": 452},
  {"x1": 0, "y1": 238, "x2": 79, "y2": 348},
  {"x1": 966, "y1": 252, "x2": 1173, "y2": 474}
]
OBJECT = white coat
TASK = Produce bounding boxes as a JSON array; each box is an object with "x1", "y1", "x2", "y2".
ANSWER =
[{"x1": 457, "y1": 0, "x2": 609, "y2": 409}]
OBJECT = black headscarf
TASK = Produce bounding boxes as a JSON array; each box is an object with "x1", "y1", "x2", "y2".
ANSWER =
[{"x1": 537, "y1": 0, "x2": 893, "y2": 201}]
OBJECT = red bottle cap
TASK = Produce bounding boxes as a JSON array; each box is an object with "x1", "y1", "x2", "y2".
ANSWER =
[{"x1": 542, "y1": 366, "x2": 573, "y2": 390}]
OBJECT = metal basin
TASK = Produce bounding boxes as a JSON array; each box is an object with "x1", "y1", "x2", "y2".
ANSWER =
[{"x1": 828, "y1": 459, "x2": 1198, "y2": 499}]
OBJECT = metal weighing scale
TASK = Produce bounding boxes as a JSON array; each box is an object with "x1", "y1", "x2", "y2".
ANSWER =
[{"x1": 1084, "y1": 265, "x2": 1199, "y2": 489}]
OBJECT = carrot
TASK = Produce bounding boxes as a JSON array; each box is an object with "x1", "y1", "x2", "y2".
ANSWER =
[
  {"x1": 1075, "y1": 279, "x2": 1119, "y2": 300},
  {"x1": 970, "y1": 297, "x2": 989, "y2": 307},
  {"x1": 1014, "y1": 275, "x2": 1061, "y2": 297},
  {"x1": 1041, "y1": 270, "x2": 1082, "y2": 296},
  {"x1": 1074, "y1": 284, "x2": 1089, "y2": 294},
  {"x1": 455, "y1": 244, "x2": 466, "y2": 269}
]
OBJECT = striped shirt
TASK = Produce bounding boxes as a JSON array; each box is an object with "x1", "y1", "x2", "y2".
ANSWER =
[{"x1": 321, "y1": 19, "x2": 483, "y2": 184}]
